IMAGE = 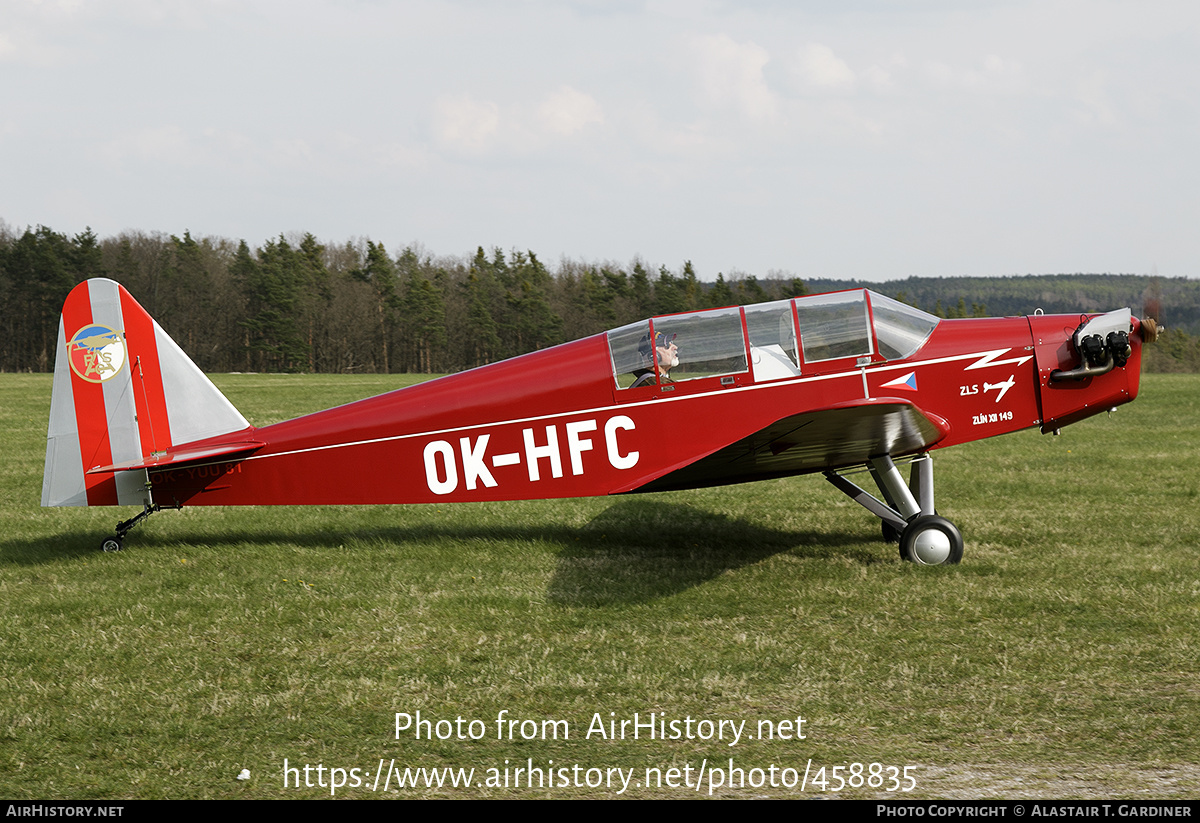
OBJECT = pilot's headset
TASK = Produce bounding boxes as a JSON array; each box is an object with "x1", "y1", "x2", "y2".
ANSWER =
[{"x1": 637, "y1": 330, "x2": 654, "y2": 366}]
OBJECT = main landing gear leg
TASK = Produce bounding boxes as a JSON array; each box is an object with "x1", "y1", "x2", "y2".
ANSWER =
[
  {"x1": 101, "y1": 502, "x2": 181, "y2": 552},
  {"x1": 824, "y1": 454, "x2": 963, "y2": 565}
]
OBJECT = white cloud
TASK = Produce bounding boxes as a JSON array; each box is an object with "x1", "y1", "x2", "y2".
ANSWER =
[
  {"x1": 268, "y1": 137, "x2": 315, "y2": 167},
  {"x1": 791, "y1": 43, "x2": 856, "y2": 92},
  {"x1": 97, "y1": 124, "x2": 271, "y2": 177},
  {"x1": 923, "y1": 54, "x2": 1025, "y2": 94},
  {"x1": 0, "y1": 23, "x2": 69, "y2": 66},
  {"x1": 125, "y1": 124, "x2": 192, "y2": 164},
  {"x1": 1071, "y1": 69, "x2": 1118, "y2": 126},
  {"x1": 433, "y1": 94, "x2": 500, "y2": 152},
  {"x1": 859, "y1": 64, "x2": 894, "y2": 93},
  {"x1": 536, "y1": 86, "x2": 604, "y2": 136},
  {"x1": 689, "y1": 33, "x2": 778, "y2": 122}
]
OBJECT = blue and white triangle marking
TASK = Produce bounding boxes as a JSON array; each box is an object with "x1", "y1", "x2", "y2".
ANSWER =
[{"x1": 882, "y1": 371, "x2": 918, "y2": 391}]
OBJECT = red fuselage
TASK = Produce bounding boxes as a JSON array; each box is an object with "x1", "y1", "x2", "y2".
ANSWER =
[{"x1": 146, "y1": 298, "x2": 1144, "y2": 508}]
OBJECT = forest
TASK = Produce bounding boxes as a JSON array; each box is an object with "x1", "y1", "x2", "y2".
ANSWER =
[{"x1": 2, "y1": 223, "x2": 1197, "y2": 374}]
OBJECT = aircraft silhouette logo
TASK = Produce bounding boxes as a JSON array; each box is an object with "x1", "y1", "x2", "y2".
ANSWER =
[{"x1": 68, "y1": 325, "x2": 126, "y2": 383}]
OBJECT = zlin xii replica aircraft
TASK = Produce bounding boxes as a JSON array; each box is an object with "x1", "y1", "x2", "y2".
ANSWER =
[{"x1": 44, "y1": 278, "x2": 1153, "y2": 564}]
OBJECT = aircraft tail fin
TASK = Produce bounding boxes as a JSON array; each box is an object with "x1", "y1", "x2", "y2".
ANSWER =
[{"x1": 42, "y1": 278, "x2": 252, "y2": 507}]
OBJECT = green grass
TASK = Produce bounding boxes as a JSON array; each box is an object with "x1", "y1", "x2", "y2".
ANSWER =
[{"x1": 1, "y1": 373, "x2": 1198, "y2": 799}]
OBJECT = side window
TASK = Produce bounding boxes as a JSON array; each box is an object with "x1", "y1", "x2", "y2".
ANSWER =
[
  {"x1": 608, "y1": 321, "x2": 653, "y2": 389},
  {"x1": 653, "y1": 307, "x2": 747, "y2": 381},
  {"x1": 610, "y1": 308, "x2": 748, "y2": 389},
  {"x1": 795, "y1": 291, "x2": 872, "y2": 363},
  {"x1": 744, "y1": 300, "x2": 801, "y2": 381}
]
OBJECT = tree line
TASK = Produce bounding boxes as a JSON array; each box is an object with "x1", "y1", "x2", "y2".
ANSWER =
[
  {"x1": 808, "y1": 274, "x2": 1200, "y2": 335},
  {"x1": 2, "y1": 222, "x2": 1197, "y2": 374},
  {"x1": 0, "y1": 225, "x2": 807, "y2": 375}
]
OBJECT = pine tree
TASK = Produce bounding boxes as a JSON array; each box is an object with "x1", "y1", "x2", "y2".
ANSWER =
[
  {"x1": 352, "y1": 240, "x2": 400, "y2": 372},
  {"x1": 708, "y1": 273, "x2": 734, "y2": 307}
]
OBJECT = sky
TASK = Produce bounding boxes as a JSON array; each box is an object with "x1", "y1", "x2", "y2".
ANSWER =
[{"x1": 2, "y1": 0, "x2": 1198, "y2": 282}]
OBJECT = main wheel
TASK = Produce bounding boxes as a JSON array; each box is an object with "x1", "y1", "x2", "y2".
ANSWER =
[
  {"x1": 101, "y1": 537, "x2": 123, "y2": 553},
  {"x1": 898, "y1": 515, "x2": 963, "y2": 565}
]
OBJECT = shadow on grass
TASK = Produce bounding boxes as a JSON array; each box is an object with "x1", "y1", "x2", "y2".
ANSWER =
[
  {"x1": 0, "y1": 534, "x2": 103, "y2": 565},
  {"x1": 3, "y1": 501, "x2": 884, "y2": 604},
  {"x1": 545, "y1": 500, "x2": 880, "y2": 606}
]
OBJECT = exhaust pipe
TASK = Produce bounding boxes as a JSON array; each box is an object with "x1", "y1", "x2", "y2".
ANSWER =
[{"x1": 1050, "y1": 311, "x2": 1132, "y2": 383}]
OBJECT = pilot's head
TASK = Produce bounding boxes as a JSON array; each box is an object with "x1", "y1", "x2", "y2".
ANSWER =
[{"x1": 656, "y1": 332, "x2": 679, "y2": 369}]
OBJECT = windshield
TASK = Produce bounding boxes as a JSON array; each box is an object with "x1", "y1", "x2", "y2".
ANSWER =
[{"x1": 868, "y1": 292, "x2": 939, "y2": 360}]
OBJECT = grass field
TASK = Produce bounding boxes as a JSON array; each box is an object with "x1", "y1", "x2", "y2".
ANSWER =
[{"x1": 1, "y1": 372, "x2": 1198, "y2": 799}]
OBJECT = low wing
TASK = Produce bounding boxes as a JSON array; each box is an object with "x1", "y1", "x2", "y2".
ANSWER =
[{"x1": 625, "y1": 397, "x2": 950, "y2": 494}]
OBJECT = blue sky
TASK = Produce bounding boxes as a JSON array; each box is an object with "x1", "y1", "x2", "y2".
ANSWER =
[{"x1": 3, "y1": 0, "x2": 1197, "y2": 282}]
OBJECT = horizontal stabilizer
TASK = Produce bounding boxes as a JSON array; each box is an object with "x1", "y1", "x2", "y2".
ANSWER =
[{"x1": 87, "y1": 440, "x2": 266, "y2": 474}]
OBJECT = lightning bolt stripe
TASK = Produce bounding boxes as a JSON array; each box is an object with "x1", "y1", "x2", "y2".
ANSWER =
[{"x1": 962, "y1": 348, "x2": 1034, "y2": 371}]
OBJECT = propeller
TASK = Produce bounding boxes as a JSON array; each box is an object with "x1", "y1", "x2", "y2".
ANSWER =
[
  {"x1": 1141, "y1": 266, "x2": 1163, "y2": 343},
  {"x1": 1139, "y1": 316, "x2": 1159, "y2": 344}
]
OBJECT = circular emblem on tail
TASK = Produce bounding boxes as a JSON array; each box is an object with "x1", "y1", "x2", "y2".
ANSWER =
[{"x1": 68, "y1": 325, "x2": 127, "y2": 383}]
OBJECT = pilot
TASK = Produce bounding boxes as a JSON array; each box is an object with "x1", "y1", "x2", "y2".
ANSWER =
[
  {"x1": 632, "y1": 331, "x2": 679, "y2": 386},
  {"x1": 657, "y1": 335, "x2": 679, "y2": 375}
]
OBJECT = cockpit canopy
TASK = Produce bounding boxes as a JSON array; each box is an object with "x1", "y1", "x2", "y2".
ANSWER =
[{"x1": 607, "y1": 289, "x2": 939, "y2": 389}]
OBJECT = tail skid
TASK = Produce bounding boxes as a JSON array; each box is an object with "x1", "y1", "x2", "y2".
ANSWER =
[{"x1": 42, "y1": 278, "x2": 252, "y2": 509}]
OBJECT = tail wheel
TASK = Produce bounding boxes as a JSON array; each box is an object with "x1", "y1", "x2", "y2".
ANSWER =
[
  {"x1": 899, "y1": 515, "x2": 963, "y2": 565},
  {"x1": 101, "y1": 537, "x2": 123, "y2": 553}
]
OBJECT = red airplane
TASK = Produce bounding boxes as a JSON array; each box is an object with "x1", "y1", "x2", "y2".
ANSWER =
[{"x1": 43, "y1": 278, "x2": 1153, "y2": 564}]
